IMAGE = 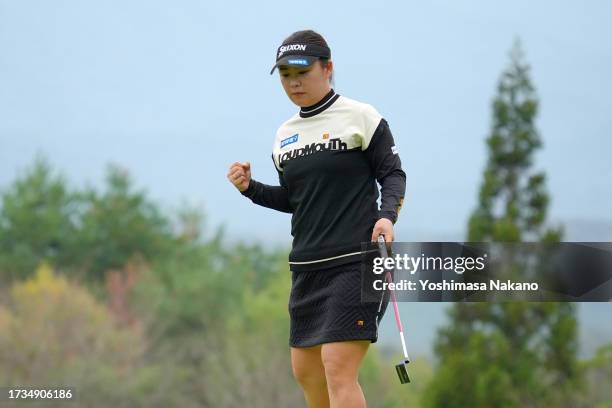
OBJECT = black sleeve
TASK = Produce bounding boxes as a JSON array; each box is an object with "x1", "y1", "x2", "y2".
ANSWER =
[
  {"x1": 364, "y1": 118, "x2": 406, "y2": 224},
  {"x1": 240, "y1": 155, "x2": 293, "y2": 214}
]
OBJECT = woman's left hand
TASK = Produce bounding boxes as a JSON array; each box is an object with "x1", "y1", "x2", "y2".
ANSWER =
[{"x1": 371, "y1": 218, "x2": 394, "y2": 242}]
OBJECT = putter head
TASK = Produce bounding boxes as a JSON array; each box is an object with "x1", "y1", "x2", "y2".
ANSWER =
[{"x1": 395, "y1": 359, "x2": 411, "y2": 384}]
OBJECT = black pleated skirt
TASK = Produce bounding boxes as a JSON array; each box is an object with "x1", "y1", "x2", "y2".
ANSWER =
[{"x1": 288, "y1": 260, "x2": 390, "y2": 348}]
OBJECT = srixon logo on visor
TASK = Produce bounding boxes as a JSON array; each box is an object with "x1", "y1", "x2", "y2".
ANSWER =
[{"x1": 277, "y1": 44, "x2": 307, "y2": 58}]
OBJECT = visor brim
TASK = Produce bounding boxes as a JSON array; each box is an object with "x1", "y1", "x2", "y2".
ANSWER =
[{"x1": 269, "y1": 55, "x2": 318, "y2": 75}]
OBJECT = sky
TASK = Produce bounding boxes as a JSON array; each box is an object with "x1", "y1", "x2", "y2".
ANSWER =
[
  {"x1": 1, "y1": 0, "x2": 611, "y2": 242},
  {"x1": 1, "y1": 1, "x2": 611, "y2": 356}
]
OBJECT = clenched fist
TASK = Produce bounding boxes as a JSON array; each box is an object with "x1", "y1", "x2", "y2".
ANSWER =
[{"x1": 227, "y1": 161, "x2": 251, "y2": 192}]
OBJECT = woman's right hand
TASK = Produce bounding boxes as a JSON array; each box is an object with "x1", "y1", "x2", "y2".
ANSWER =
[{"x1": 227, "y1": 161, "x2": 251, "y2": 192}]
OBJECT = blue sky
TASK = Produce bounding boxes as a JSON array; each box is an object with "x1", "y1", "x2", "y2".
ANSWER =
[
  {"x1": 1, "y1": 0, "x2": 611, "y2": 243},
  {"x1": 1, "y1": 1, "x2": 611, "y2": 356}
]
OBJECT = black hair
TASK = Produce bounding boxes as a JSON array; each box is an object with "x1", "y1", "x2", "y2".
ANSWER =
[{"x1": 282, "y1": 29, "x2": 334, "y2": 84}]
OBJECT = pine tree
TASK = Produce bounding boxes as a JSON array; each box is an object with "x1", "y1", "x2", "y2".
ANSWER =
[
  {"x1": 424, "y1": 40, "x2": 581, "y2": 407},
  {"x1": 467, "y1": 40, "x2": 561, "y2": 243}
]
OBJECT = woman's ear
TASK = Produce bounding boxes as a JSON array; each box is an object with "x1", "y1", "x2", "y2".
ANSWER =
[{"x1": 326, "y1": 60, "x2": 334, "y2": 80}]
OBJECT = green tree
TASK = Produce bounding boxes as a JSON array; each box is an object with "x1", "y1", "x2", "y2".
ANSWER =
[
  {"x1": 74, "y1": 163, "x2": 175, "y2": 281},
  {"x1": 0, "y1": 156, "x2": 80, "y2": 281},
  {"x1": 467, "y1": 40, "x2": 561, "y2": 244},
  {"x1": 425, "y1": 40, "x2": 580, "y2": 408},
  {"x1": 0, "y1": 158, "x2": 177, "y2": 283}
]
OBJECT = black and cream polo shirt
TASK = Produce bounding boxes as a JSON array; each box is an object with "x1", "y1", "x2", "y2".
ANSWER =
[{"x1": 242, "y1": 89, "x2": 406, "y2": 272}]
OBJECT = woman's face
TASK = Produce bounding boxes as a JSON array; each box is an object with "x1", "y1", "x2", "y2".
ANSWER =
[{"x1": 279, "y1": 60, "x2": 333, "y2": 107}]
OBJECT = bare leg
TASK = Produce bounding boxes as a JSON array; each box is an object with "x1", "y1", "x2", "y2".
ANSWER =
[
  {"x1": 291, "y1": 345, "x2": 330, "y2": 408},
  {"x1": 321, "y1": 340, "x2": 370, "y2": 408}
]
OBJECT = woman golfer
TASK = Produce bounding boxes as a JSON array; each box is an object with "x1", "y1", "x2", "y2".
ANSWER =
[{"x1": 227, "y1": 30, "x2": 406, "y2": 407}]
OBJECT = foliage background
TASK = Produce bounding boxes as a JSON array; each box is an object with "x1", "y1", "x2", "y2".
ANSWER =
[{"x1": 1, "y1": 1, "x2": 611, "y2": 406}]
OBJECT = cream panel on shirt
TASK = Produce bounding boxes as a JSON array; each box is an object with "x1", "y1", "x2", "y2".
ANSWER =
[{"x1": 271, "y1": 96, "x2": 383, "y2": 172}]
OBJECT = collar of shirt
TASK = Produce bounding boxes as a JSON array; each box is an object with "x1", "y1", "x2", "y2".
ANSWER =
[{"x1": 299, "y1": 89, "x2": 340, "y2": 118}]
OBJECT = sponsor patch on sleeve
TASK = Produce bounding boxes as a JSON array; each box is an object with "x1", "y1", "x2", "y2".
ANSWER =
[{"x1": 391, "y1": 145, "x2": 398, "y2": 154}]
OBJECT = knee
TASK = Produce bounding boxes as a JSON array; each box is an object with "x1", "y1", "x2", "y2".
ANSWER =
[
  {"x1": 292, "y1": 363, "x2": 326, "y2": 389},
  {"x1": 322, "y1": 357, "x2": 356, "y2": 391}
]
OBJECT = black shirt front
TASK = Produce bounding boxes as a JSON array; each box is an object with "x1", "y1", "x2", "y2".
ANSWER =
[{"x1": 242, "y1": 89, "x2": 406, "y2": 271}]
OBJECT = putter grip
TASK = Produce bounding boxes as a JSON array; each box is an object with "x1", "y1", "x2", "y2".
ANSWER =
[{"x1": 377, "y1": 235, "x2": 389, "y2": 258}]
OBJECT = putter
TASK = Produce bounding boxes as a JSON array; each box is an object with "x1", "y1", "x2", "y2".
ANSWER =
[{"x1": 377, "y1": 234, "x2": 411, "y2": 384}]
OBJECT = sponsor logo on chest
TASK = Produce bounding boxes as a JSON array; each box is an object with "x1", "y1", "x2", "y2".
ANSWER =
[
  {"x1": 281, "y1": 133, "x2": 299, "y2": 148},
  {"x1": 278, "y1": 137, "x2": 348, "y2": 165}
]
